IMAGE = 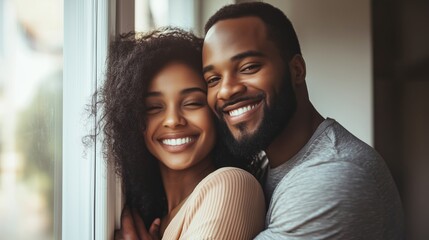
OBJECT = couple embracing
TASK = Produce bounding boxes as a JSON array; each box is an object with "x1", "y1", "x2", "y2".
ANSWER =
[{"x1": 95, "y1": 2, "x2": 404, "y2": 239}]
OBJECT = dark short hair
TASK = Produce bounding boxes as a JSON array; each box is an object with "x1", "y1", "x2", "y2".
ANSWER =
[{"x1": 204, "y1": 2, "x2": 302, "y2": 62}]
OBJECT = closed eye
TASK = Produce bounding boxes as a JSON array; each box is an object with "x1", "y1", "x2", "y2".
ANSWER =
[
  {"x1": 145, "y1": 105, "x2": 163, "y2": 114},
  {"x1": 184, "y1": 101, "x2": 206, "y2": 109}
]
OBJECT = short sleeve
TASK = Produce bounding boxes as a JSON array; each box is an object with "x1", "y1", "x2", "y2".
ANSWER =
[{"x1": 180, "y1": 167, "x2": 265, "y2": 240}]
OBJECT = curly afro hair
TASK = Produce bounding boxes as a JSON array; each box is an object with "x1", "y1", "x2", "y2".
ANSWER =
[{"x1": 91, "y1": 27, "x2": 241, "y2": 228}]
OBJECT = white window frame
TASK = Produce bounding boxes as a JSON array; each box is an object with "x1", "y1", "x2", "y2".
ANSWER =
[{"x1": 63, "y1": 0, "x2": 117, "y2": 239}]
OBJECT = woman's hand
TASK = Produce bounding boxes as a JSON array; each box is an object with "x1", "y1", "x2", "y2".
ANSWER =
[{"x1": 114, "y1": 206, "x2": 161, "y2": 240}]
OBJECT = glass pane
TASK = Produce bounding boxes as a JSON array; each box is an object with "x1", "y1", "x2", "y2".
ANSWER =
[
  {"x1": 135, "y1": 0, "x2": 169, "y2": 32},
  {"x1": 0, "y1": 0, "x2": 63, "y2": 239},
  {"x1": 134, "y1": 0, "x2": 196, "y2": 32}
]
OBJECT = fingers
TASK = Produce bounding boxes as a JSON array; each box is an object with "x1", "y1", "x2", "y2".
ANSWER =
[
  {"x1": 120, "y1": 206, "x2": 139, "y2": 240},
  {"x1": 131, "y1": 208, "x2": 150, "y2": 238},
  {"x1": 118, "y1": 206, "x2": 159, "y2": 240},
  {"x1": 149, "y1": 218, "x2": 161, "y2": 239},
  {"x1": 114, "y1": 229, "x2": 124, "y2": 240}
]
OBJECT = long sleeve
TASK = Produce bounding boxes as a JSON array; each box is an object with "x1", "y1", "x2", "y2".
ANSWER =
[{"x1": 163, "y1": 167, "x2": 265, "y2": 240}]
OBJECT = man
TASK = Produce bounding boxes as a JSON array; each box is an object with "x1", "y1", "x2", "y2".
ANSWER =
[{"x1": 117, "y1": 2, "x2": 404, "y2": 239}]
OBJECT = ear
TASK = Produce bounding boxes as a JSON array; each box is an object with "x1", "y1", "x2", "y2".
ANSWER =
[{"x1": 289, "y1": 54, "x2": 306, "y2": 85}]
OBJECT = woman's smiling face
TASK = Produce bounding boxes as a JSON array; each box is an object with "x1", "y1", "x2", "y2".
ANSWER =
[{"x1": 143, "y1": 62, "x2": 216, "y2": 171}]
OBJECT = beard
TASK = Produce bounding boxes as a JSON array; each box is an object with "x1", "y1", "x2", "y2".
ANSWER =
[{"x1": 216, "y1": 73, "x2": 297, "y2": 164}]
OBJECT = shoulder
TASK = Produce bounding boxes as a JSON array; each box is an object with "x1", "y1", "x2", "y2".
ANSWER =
[
  {"x1": 206, "y1": 166, "x2": 257, "y2": 179},
  {"x1": 265, "y1": 162, "x2": 380, "y2": 238},
  {"x1": 180, "y1": 167, "x2": 265, "y2": 239},
  {"x1": 196, "y1": 167, "x2": 261, "y2": 192},
  {"x1": 188, "y1": 167, "x2": 264, "y2": 208},
  {"x1": 276, "y1": 159, "x2": 373, "y2": 198},
  {"x1": 283, "y1": 119, "x2": 384, "y2": 192},
  {"x1": 268, "y1": 157, "x2": 382, "y2": 224},
  {"x1": 324, "y1": 119, "x2": 383, "y2": 164}
]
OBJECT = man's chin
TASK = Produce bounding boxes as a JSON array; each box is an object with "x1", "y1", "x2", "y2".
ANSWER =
[
  {"x1": 216, "y1": 72, "x2": 297, "y2": 163},
  {"x1": 228, "y1": 124, "x2": 256, "y2": 142},
  {"x1": 218, "y1": 101, "x2": 295, "y2": 162},
  {"x1": 218, "y1": 121, "x2": 264, "y2": 162}
]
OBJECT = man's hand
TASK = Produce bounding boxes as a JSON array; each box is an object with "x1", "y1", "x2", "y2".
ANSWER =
[{"x1": 114, "y1": 206, "x2": 161, "y2": 240}]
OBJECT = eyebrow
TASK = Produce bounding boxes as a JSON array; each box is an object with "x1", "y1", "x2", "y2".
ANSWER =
[
  {"x1": 202, "y1": 50, "x2": 265, "y2": 74},
  {"x1": 231, "y1": 50, "x2": 265, "y2": 61},
  {"x1": 181, "y1": 87, "x2": 207, "y2": 95},
  {"x1": 146, "y1": 87, "x2": 207, "y2": 98}
]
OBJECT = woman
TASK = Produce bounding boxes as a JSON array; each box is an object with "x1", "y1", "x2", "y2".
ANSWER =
[{"x1": 95, "y1": 28, "x2": 265, "y2": 239}]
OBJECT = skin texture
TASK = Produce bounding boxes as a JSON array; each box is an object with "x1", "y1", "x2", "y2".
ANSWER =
[
  {"x1": 144, "y1": 62, "x2": 216, "y2": 172},
  {"x1": 203, "y1": 17, "x2": 285, "y2": 141},
  {"x1": 203, "y1": 16, "x2": 324, "y2": 167},
  {"x1": 144, "y1": 62, "x2": 216, "y2": 235}
]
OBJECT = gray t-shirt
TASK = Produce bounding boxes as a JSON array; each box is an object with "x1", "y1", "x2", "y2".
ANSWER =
[{"x1": 255, "y1": 118, "x2": 404, "y2": 239}]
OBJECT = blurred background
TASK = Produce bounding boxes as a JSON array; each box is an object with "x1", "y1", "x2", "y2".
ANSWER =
[
  {"x1": 0, "y1": 0, "x2": 427, "y2": 239},
  {"x1": 0, "y1": 0, "x2": 62, "y2": 239}
]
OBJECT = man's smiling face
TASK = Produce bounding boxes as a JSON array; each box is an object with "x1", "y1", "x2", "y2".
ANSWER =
[{"x1": 203, "y1": 16, "x2": 297, "y2": 158}]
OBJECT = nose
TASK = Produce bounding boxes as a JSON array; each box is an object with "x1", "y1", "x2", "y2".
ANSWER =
[
  {"x1": 217, "y1": 74, "x2": 246, "y2": 101},
  {"x1": 163, "y1": 107, "x2": 186, "y2": 128}
]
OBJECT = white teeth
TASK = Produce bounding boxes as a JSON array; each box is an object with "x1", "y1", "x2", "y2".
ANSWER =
[
  {"x1": 162, "y1": 137, "x2": 193, "y2": 146},
  {"x1": 229, "y1": 104, "x2": 256, "y2": 117}
]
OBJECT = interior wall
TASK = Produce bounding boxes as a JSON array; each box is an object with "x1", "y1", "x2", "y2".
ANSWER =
[
  {"x1": 263, "y1": 0, "x2": 373, "y2": 145},
  {"x1": 374, "y1": 0, "x2": 429, "y2": 239},
  {"x1": 199, "y1": 0, "x2": 235, "y2": 34},
  {"x1": 116, "y1": 0, "x2": 134, "y2": 34},
  {"x1": 402, "y1": 81, "x2": 429, "y2": 240}
]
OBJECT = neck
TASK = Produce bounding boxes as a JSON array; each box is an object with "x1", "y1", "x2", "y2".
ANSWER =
[
  {"x1": 160, "y1": 159, "x2": 215, "y2": 213},
  {"x1": 266, "y1": 101, "x2": 324, "y2": 168},
  {"x1": 158, "y1": 157, "x2": 215, "y2": 237}
]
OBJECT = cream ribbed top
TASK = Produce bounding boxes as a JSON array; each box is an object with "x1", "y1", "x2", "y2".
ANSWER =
[{"x1": 162, "y1": 167, "x2": 265, "y2": 240}]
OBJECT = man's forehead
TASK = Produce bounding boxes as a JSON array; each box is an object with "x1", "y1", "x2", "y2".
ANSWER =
[{"x1": 203, "y1": 16, "x2": 268, "y2": 46}]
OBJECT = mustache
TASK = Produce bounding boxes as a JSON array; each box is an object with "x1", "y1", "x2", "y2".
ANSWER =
[{"x1": 215, "y1": 93, "x2": 265, "y2": 116}]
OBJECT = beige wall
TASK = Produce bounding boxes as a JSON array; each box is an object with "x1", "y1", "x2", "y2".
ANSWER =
[
  {"x1": 264, "y1": 0, "x2": 373, "y2": 145},
  {"x1": 199, "y1": 0, "x2": 235, "y2": 34}
]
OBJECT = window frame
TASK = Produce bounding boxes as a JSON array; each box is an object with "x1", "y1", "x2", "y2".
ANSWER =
[{"x1": 63, "y1": 0, "x2": 117, "y2": 239}]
